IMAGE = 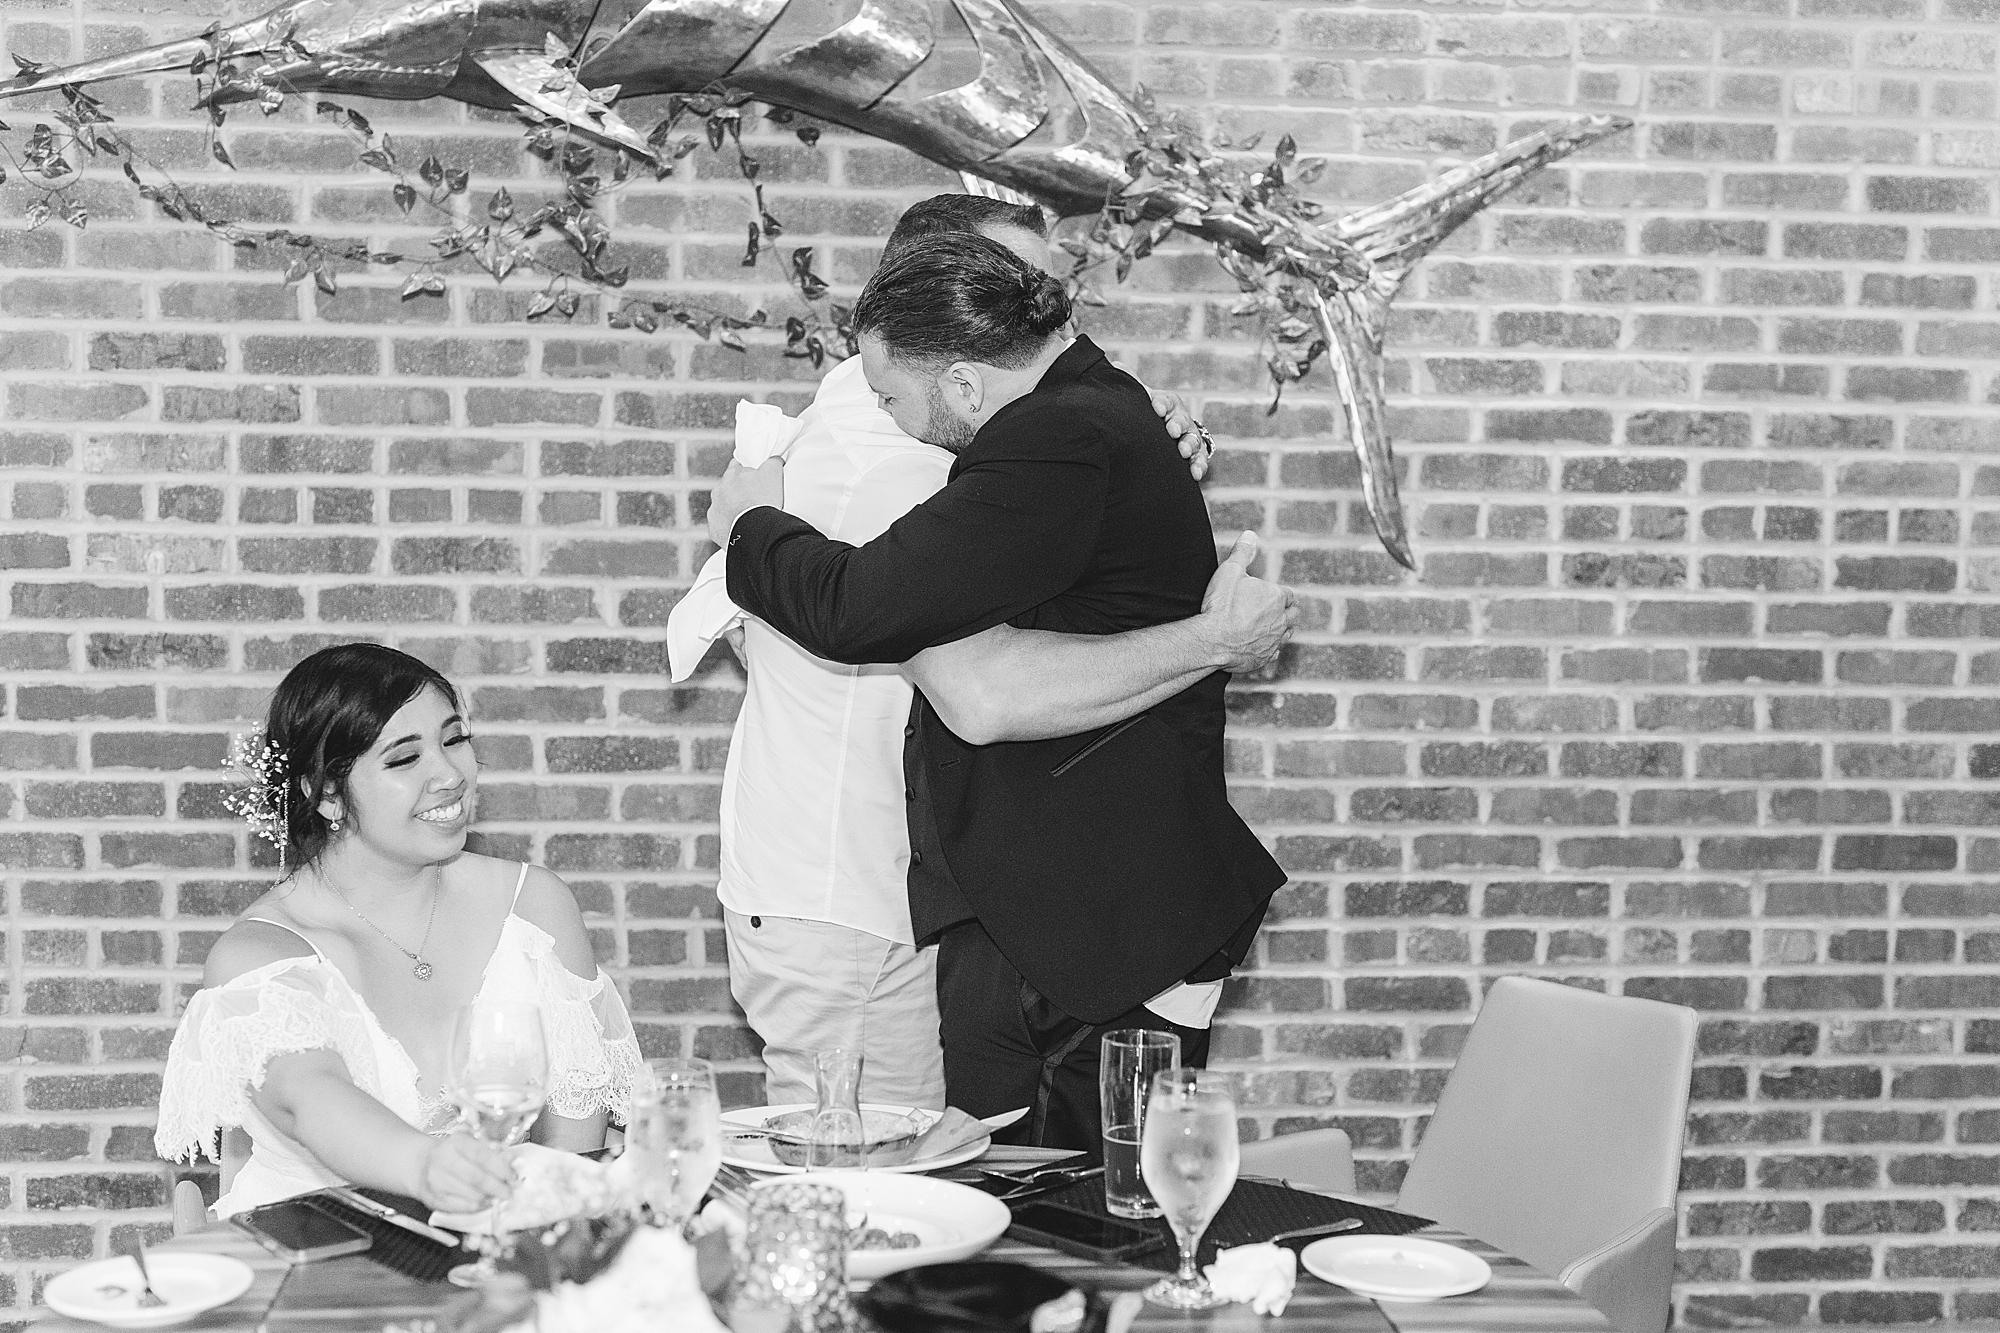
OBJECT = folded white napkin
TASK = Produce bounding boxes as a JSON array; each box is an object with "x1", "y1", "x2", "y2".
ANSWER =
[
  {"x1": 665, "y1": 401, "x2": 805, "y2": 681},
  {"x1": 1204, "y1": 1242, "x2": 1298, "y2": 1316}
]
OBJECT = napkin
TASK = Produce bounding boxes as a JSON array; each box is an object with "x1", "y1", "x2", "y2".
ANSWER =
[
  {"x1": 909, "y1": 1107, "x2": 989, "y2": 1161},
  {"x1": 1204, "y1": 1242, "x2": 1298, "y2": 1316},
  {"x1": 664, "y1": 401, "x2": 806, "y2": 681},
  {"x1": 431, "y1": 1143, "x2": 627, "y2": 1235}
]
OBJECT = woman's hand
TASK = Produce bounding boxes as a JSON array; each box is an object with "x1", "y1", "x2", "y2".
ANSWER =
[{"x1": 416, "y1": 1132, "x2": 516, "y2": 1214}]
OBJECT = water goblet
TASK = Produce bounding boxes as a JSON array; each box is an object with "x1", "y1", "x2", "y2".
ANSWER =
[
  {"x1": 627, "y1": 1057, "x2": 722, "y2": 1230},
  {"x1": 1139, "y1": 1068, "x2": 1239, "y2": 1309},
  {"x1": 445, "y1": 1000, "x2": 547, "y2": 1288}
]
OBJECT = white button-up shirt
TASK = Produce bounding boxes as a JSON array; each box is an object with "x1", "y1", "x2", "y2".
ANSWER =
[{"x1": 713, "y1": 356, "x2": 951, "y2": 946}]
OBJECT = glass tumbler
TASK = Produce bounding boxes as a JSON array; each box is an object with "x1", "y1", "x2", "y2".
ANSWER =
[{"x1": 1099, "y1": 1029, "x2": 1180, "y2": 1217}]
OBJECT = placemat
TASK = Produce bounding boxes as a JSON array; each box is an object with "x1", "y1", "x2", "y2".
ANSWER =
[
  {"x1": 306, "y1": 1193, "x2": 463, "y2": 1284},
  {"x1": 1011, "y1": 1177, "x2": 1432, "y2": 1273}
]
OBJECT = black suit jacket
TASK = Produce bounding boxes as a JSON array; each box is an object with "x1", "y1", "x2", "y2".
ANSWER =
[{"x1": 726, "y1": 337, "x2": 1285, "y2": 1022}]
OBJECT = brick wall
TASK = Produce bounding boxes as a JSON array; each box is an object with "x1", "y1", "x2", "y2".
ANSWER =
[{"x1": 1, "y1": 0, "x2": 1997, "y2": 1323}]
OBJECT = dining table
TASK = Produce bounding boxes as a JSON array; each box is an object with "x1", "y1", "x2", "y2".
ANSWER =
[{"x1": 36, "y1": 1147, "x2": 1614, "y2": 1333}]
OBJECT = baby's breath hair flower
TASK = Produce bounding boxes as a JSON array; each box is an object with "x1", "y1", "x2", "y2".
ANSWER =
[{"x1": 222, "y1": 729, "x2": 289, "y2": 872}]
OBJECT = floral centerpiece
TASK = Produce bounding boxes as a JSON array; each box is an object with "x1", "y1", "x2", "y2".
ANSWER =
[{"x1": 420, "y1": 1151, "x2": 735, "y2": 1333}]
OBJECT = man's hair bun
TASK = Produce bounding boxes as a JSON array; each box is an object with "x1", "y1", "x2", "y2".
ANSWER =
[
  {"x1": 854, "y1": 232, "x2": 1071, "y2": 370},
  {"x1": 1018, "y1": 270, "x2": 1072, "y2": 338}
]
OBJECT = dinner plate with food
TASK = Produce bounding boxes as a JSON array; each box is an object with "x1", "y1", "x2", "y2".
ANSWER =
[
  {"x1": 752, "y1": 1172, "x2": 1011, "y2": 1281},
  {"x1": 718, "y1": 1103, "x2": 991, "y2": 1175}
]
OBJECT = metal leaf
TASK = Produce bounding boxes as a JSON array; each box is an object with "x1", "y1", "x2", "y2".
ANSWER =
[
  {"x1": 488, "y1": 187, "x2": 513, "y2": 221},
  {"x1": 393, "y1": 181, "x2": 416, "y2": 213},
  {"x1": 527, "y1": 289, "x2": 557, "y2": 320},
  {"x1": 556, "y1": 291, "x2": 580, "y2": 318},
  {"x1": 23, "y1": 199, "x2": 50, "y2": 230},
  {"x1": 742, "y1": 222, "x2": 759, "y2": 267},
  {"x1": 419, "y1": 154, "x2": 444, "y2": 187},
  {"x1": 211, "y1": 137, "x2": 234, "y2": 169}
]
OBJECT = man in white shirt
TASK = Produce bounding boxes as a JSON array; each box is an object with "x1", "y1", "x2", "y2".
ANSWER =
[{"x1": 677, "y1": 195, "x2": 1295, "y2": 1109}]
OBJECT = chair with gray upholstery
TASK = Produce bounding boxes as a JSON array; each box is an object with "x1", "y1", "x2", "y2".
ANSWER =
[{"x1": 1396, "y1": 976, "x2": 1696, "y2": 1333}]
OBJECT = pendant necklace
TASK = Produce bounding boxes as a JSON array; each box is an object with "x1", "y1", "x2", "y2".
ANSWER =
[{"x1": 327, "y1": 875, "x2": 441, "y2": 980}]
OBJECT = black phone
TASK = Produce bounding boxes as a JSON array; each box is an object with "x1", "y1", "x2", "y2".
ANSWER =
[
  {"x1": 234, "y1": 1198, "x2": 374, "y2": 1262},
  {"x1": 1006, "y1": 1202, "x2": 1169, "y2": 1263}
]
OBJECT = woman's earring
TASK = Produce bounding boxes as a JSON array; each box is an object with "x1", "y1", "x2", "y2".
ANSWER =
[{"x1": 329, "y1": 817, "x2": 343, "y2": 832}]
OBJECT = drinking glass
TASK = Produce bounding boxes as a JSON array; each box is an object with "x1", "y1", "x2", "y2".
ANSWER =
[
  {"x1": 445, "y1": 1000, "x2": 548, "y2": 1287},
  {"x1": 627, "y1": 1057, "x2": 722, "y2": 1230},
  {"x1": 1139, "y1": 1068, "x2": 1239, "y2": 1309},
  {"x1": 809, "y1": 1048, "x2": 866, "y2": 1170},
  {"x1": 1099, "y1": 1030, "x2": 1180, "y2": 1218}
]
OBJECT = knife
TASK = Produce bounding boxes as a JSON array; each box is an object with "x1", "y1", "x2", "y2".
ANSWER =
[{"x1": 327, "y1": 1186, "x2": 464, "y2": 1247}]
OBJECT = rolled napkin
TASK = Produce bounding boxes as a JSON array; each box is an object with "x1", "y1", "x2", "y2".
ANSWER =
[
  {"x1": 1204, "y1": 1242, "x2": 1298, "y2": 1316},
  {"x1": 664, "y1": 400, "x2": 806, "y2": 681},
  {"x1": 909, "y1": 1107, "x2": 989, "y2": 1161}
]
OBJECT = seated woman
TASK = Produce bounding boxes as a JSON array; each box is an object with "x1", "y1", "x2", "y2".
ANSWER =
[{"x1": 156, "y1": 643, "x2": 642, "y2": 1216}]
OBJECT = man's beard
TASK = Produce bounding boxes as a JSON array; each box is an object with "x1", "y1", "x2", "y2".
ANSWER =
[{"x1": 923, "y1": 378, "x2": 980, "y2": 452}]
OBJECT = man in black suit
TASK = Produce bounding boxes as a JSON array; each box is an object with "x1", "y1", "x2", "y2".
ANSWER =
[{"x1": 708, "y1": 235, "x2": 1289, "y2": 1149}]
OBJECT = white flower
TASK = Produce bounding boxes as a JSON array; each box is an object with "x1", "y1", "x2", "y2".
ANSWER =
[{"x1": 531, "y1": 1228, "x2": 724, "y2": 1333}]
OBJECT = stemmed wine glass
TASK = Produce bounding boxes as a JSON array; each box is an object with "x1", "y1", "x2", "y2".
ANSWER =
[
  {"x1": 445, "y1": 999, "x2": 548, "y2": 1288},
  {"x1": 627, "y1": 1058, "x2": 722, "y2": 1230},
  {"x1": 1138, "y1": 1068, "x2": 1240, "y2": 1309}
]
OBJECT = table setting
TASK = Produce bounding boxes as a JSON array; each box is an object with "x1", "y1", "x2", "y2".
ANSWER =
[{"x1": 38, "y1": 1011, "x2": 1610, "y2": 1333}]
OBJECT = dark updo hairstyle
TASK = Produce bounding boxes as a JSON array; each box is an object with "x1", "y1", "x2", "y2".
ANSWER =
[
  {"x1": 851, "y1": 232, "x2": 1071, "y2": 371},
  {"x1": 265, "y1": 643, "x2": 461, "y2": 869}
]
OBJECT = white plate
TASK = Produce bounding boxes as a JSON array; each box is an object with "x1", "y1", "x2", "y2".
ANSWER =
[
  {"x1": 45, "y1": 1252, "x2": 256, "y2": 1328},
  {"x1": 720, "y1": 1104, "x2": 989, "y2": 1175},
  {"x1": 757, "y1": 1171, "x2": 1010, "y2": 1281},
  {"x1": 1301, "y1": 1235, "x2": 1491, "y2": 1302}
]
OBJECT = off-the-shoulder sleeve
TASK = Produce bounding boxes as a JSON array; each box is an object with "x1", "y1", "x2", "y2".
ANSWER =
[
  {"x1": 528, "y1": 938, "x2": 644, "y2": 1124},
  {"x1": 154, "y1": 962, "x2": 380, "y2": 1166}
]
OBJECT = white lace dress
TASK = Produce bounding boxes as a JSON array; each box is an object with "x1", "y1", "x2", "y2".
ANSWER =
[{"x1": 155, "y1": 882, "x2": 643, "y2": 1217}]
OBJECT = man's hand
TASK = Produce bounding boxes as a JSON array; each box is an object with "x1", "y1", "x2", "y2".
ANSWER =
[
  {"x1": 1150, "y1": 388, "x2": 1215, "y2": 482},
  {"x1": 1196, "y1": 531, "x2": 1298, "y2": 674},
  {"x1": 707, "y1": 457, "x2": 785, "y2": 548}
]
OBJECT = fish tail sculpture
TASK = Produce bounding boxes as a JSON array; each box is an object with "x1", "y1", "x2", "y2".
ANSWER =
[{"x1": 1, "y1": 0, "x2": 1629, "y2": 567}]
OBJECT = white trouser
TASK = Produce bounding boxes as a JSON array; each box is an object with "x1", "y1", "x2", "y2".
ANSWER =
[{"x1": 723, "y1": 909, "x2": 947, "y2": 1110}]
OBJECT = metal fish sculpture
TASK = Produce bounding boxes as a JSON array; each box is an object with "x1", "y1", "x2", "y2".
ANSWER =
[{"x1": 0, "y1": 0, "x2": 1629, "y2": 567}]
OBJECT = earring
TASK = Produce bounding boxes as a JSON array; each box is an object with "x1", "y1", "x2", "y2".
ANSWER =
[{"x1": 329, "y1": 818, "x2": 343, "y2": 832}]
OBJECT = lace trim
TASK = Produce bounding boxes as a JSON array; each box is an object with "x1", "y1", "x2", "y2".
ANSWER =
[
  {"x1": 154, "y1": 960, "x2": 384, "y2": 1165},
  {"x1": 516, "y1": 926, "x2": 643, "y2": 1123}
]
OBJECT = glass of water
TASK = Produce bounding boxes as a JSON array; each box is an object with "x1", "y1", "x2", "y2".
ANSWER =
[
  {"x1": 628, "y1": 1058, "x2": 722, "y2": 1229},
  {"x1": 1139, "y1": 1068, "x2": 1239, "y2": 1309},
  {"x1": 446, "y1": 1000, "x2": 548, "y2": 1287},
  {"x1": 1099, "y1": 1030, "x2": 1180, "y2": 1217}
]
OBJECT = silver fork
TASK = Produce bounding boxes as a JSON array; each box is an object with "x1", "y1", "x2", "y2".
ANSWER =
[{"x1": 124, "y1": 1242, "x2": 166, "y2": 1309}]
